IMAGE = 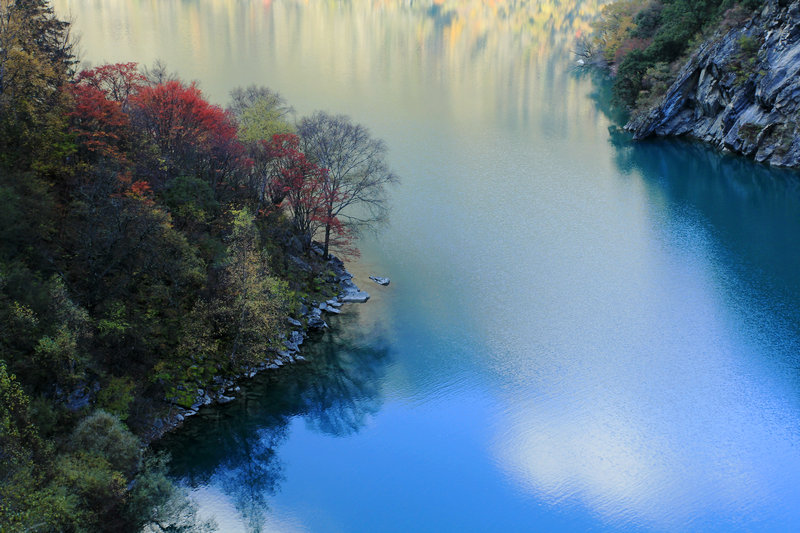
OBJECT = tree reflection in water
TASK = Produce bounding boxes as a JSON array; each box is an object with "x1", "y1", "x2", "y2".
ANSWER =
[{"x1": 156, "y1": 308, "x2": 392, "y2": 531}]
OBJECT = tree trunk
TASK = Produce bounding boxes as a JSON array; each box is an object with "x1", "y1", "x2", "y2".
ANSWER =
[{"x1": 323, "y1": 223, "x2": 331, "y2": 260}]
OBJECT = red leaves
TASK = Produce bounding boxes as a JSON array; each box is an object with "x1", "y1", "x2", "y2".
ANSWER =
[
  {"x1": 74, "y1": 62, "x2": 147, "y2": 109},
  {"x1": 70, "y1": 75, "x2": 133, "y2": 163},
  {"x1": 260, "y1": 133, "x2": 318, "y2": 206},
  {"x1": 257, "y1": 133, "x2": 350, "y2": 250},
  {"x1": 130, "y1": 80, "x2": 243, "y2": 181},
  {"x1": 127, "y1": 180, "x2": 155, "y2": 205}
]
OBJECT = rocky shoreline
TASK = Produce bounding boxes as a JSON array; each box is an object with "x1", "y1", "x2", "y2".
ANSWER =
[
  {"x1": 141, "y1": 250, "x2": 371, "y2": 444},
  {"x1": 626, "y1": 0, "x2": 800, "y2": 168}
]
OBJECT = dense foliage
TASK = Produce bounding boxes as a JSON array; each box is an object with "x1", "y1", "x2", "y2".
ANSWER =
[
  {"x1": 592, "y1": 0, "x2": 765, "y2": 109},
  {"x1": 0, "y1": 1, "x2": 396, "y2": 529}
]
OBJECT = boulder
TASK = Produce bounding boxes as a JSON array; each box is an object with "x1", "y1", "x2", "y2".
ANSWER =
[
  {"x1": 369, "y1": 276, "x2": 390, "y2": 286},
  {"x1": 340, "y1": 290, "x2": 370, "y2": 303},
  {"x1": 307, "y1": 316, "x2": 328, "y2": 329}
]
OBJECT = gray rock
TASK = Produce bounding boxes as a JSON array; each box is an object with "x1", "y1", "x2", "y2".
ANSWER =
[
  {"x1": 287, "y1": 317, "x2": 302, "y2": 327},
  {"x1": 340, "y1": 290, "x2": 370, "y2": 303},
  {"x1": 217, "y1": 395, "x2": 235, "y2": 404},
  {"x1": 326, "y1": 299, "x2": 343, "y2": 307},
  {"x1": 369, "y1": 276, "x2": 390, "y2": 286},
  {"x1": 65, "y1": 387, "x2": 92, "y2": 411},
  {"x1": 289, "y1": 330, "x2": 304, "y2": 345},
  {"x1": 289, "y1": 255, "x2": 312, "y2": 272},
  {"x1": 626, "y1": 0, "x2": 800, "y2": 168},
  {"x1": 307, "y1": 316, "x2": 328, "y2": 329}
]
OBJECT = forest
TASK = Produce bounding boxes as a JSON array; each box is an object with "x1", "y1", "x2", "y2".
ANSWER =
[{"x1": 0, "y1": 0, "x2": 395, "y2": 530}]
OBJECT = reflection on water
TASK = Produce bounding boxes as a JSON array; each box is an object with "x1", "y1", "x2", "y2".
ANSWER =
[
  {"x1": 156, "y1": 310, "x2": 391, "y2": 531},
  {"x1": 57, "y1": 0, "x2": 800, "y2": 531},
  {"x1": 55, "y1": 0, "x2": 603, "y2": 128}
]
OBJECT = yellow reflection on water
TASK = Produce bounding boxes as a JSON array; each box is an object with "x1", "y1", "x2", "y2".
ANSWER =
[{"x1": 55, "y1": 0, "x2": 605, "y2": 135}]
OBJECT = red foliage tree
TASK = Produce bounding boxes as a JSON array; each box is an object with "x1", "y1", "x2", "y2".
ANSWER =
[
  {"x1": 74, "y1": 62, "x2": 147, "y2": 110},
  {"x1": 130, "y1": 80, "x2": 243, "y2": 187},
  {"x1": 258, "y1": 133, "x2": 347, "y2": 249},
  {"x1": 69, "y1": 83, "x2": 130, "y2": 164},
  {"x1": 69, "y1": 63, "x2": 148, "y2": 165}
]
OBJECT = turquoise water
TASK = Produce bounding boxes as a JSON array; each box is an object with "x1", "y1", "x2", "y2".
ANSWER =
[{"x1": 56, "y1": 0, "x2": 800, "y2": 530}]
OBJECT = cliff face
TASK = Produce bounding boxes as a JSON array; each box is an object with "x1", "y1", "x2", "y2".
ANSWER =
[{"x1": 626, "y1": 0, "x2": 800, "y2": 168}]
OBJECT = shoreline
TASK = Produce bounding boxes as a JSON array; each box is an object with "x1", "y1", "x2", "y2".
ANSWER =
[{"x1": 141, "y1": 251, "x2": 370, "y2": 445}]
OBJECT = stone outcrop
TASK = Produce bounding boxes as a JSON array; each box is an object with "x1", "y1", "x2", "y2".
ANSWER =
[{"x1": 627, "y1": 0, "x2": 800, "y2": 168}]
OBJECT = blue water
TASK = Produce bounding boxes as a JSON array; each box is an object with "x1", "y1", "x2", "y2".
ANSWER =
[{"x1": 56, "y1": 0, "x2": 800, "y2": 530}]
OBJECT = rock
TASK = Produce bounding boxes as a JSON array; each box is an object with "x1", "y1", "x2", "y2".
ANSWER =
[
  {"x1": 289, "y1": 330, "x2": 304, "y2": 346},
  {"x1": 287, "y1": 317, "x2": 302, "y2": 327},
  {"x1": 217, "y1": 395, "x2": 235, "y2": 404},
  {"x1": 65, "y1": 387, "x2": 92, "y2": 411},
  {"x1": 323, "y1": 305, "x2": 341, "y2": 314},
  {"x1": 339, "y1": 277, "x2": 370, "y2": 302},
  {"x1": 626, "y1": 0, "x2": 800, "y2": 168},
  {"x1": 369, "y1": 276, "x2": 390, "y2": 286},
  {"x1": 340, "y1": 290, "x2": 370, "y2": 303},
  {"x1": 289, "y1": 254, "x2": 312, "y2": 272},
  {"x1": 307, "y1": 316, "x2": 328, "y2": 329},
  {"x1": 326, "y1": 299, "x2": 342, "y2": 307}
]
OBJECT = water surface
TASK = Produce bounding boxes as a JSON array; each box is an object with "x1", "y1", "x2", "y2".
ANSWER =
[{"x1": 55, "y1": 0, "x2": 800, "y2": 531}]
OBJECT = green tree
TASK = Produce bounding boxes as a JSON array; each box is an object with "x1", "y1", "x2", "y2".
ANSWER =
[
  {"x1": 0, "y1": 0, "x2": 74, "y2": 172},
  {"x1": 217, "y1": 208, "x2": 288, "y2": 370},
  {"x1": 228, "y1": 85, "x2": 294, "y2": 142}
]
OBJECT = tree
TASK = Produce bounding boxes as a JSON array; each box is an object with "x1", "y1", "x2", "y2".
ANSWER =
[
  {"x1": 74, "y1": 62, "x2": 146, "y2": 111},
  {"x1": 0, "y1": 0, "x2": 74, "y2": 171},
  {"x1": 298, "y1": 111, "x2": 398, "y2": 258},
  {"x1": 69, "y1": 81, "x2": 131, "y2": 164},
  {"x1": 268, "y1": 134, "x2": 332, "y2": 248},
  {"x1": 228, "y1": 85, "x2": 294, "y2": 142},
  {"x1": 215, "y1": 208, "x2": 288, "y2": 370},
  {"x1": 131, "y1": 79, "x2": 243, "y2": 188}
]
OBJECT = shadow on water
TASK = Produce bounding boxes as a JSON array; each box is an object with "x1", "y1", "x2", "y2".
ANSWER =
[
  {"x1": 617, "y1": 138, "x2": 800, "y2": 298},
  {"x1": 584, "y1": 69, "x2": 800, "y2": 305},
  {"x1": 155, "y1": 307, "x2": 392, "y2": 531}
]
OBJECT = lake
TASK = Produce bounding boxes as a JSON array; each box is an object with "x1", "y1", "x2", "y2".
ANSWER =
[{"x1": 54, "y1": 0, "x2": 800, "y2": 531}]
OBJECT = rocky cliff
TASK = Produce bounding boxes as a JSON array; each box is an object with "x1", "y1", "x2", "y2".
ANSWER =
[{"x1": 626, "y1": 0, "x2": 800, "y2": 168}]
